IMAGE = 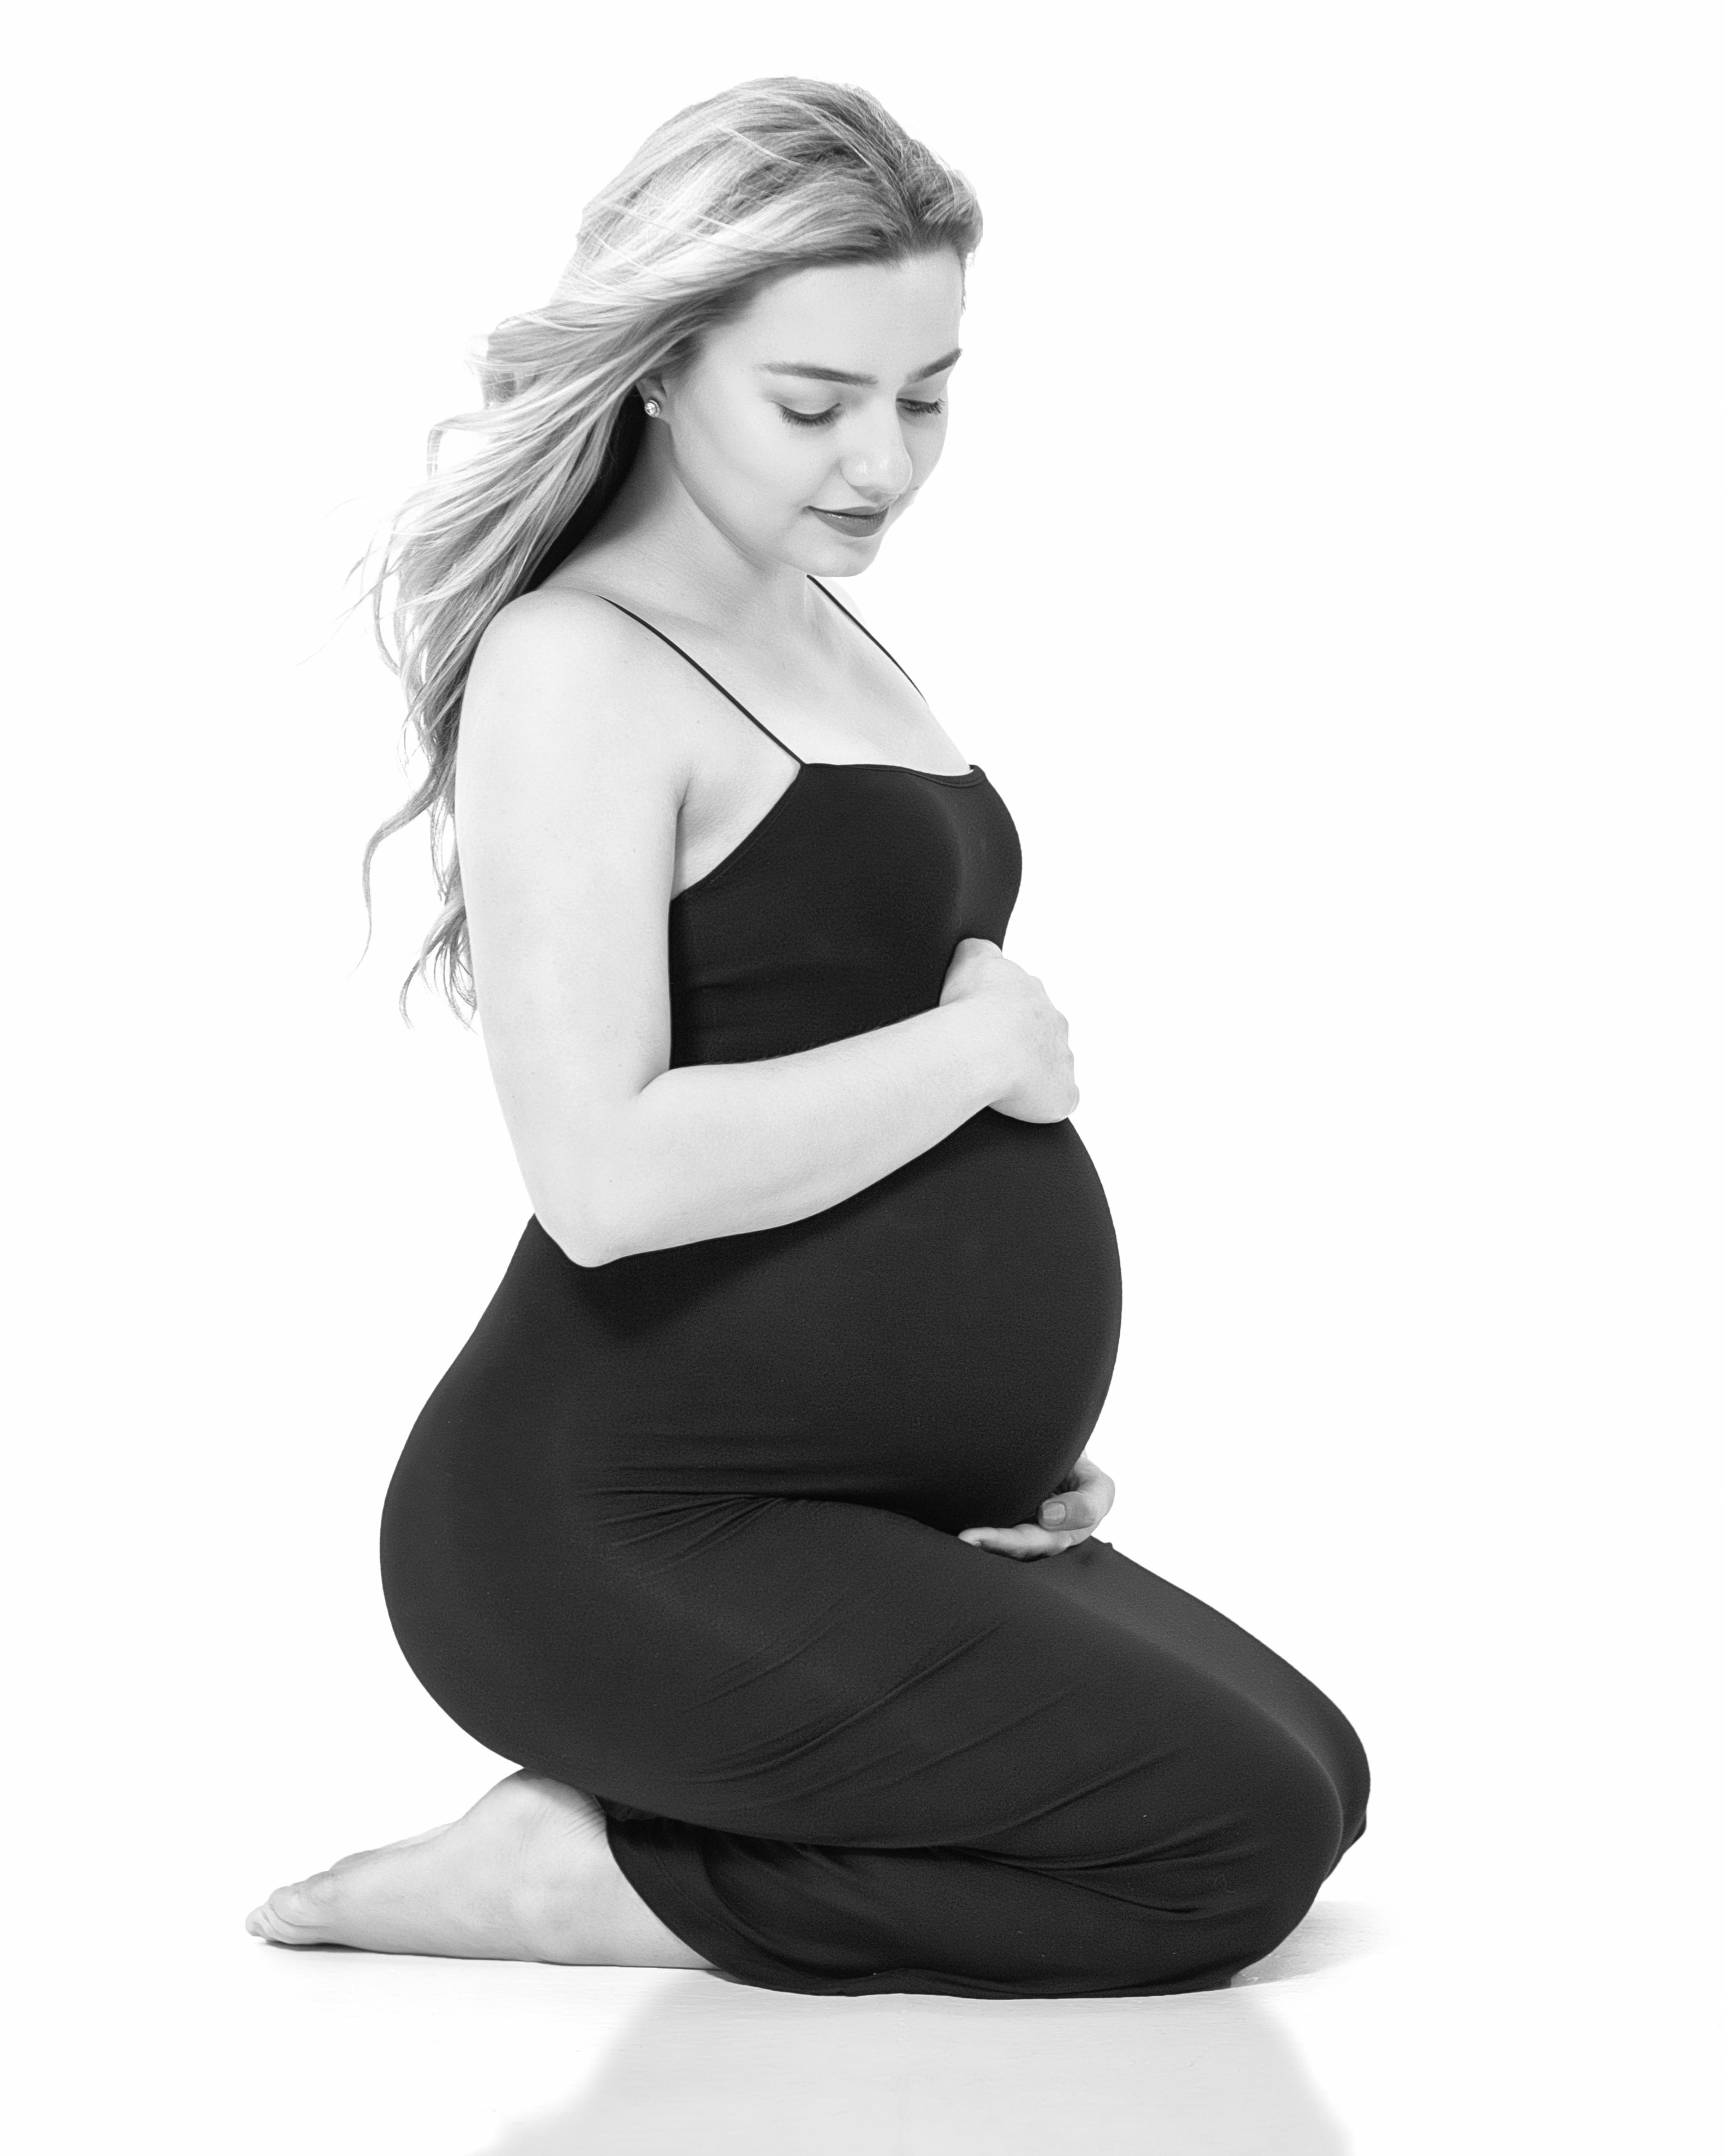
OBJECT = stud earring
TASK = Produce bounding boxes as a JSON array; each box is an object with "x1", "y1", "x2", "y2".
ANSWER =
[{"x1": 643, "y1": 397, "x2": 663, "y2": 417}]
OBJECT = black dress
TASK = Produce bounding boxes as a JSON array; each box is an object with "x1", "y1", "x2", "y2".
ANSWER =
[{"x1": 380, "y1": 582, "x2": 1368, "y2": 1997}]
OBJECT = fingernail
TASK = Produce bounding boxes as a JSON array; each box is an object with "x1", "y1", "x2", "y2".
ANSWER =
[{"x1": 1043, "y1": 1502, "x2": 1066, "y2": 1524}]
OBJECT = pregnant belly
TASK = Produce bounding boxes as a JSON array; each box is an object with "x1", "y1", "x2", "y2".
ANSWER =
[{"x1": 533, "y1": 1111, "x2": 1123, "y2": 1532}]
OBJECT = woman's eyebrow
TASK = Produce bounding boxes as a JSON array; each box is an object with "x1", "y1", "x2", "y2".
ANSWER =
[{"x1": 756, "y1": 348, "x2": 963, "y2": 387}]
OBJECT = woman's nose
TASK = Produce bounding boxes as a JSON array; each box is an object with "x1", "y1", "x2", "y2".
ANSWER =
[{"x1": 840, "y1": 423, "x2": 913, "y2": 501}]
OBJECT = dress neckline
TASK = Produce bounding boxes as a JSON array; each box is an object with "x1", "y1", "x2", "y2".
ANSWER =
[
  {"x1": 801, "y1": 760, "x2": 985, "y2": 786},
  {"x1": 672, "y1": 760, "x2": 991, "y2": 908}
]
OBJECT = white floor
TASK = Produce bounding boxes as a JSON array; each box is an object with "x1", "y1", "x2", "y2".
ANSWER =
[{"x1": 26, "y1": 1843, "x2": 1712, "y2": 2154}]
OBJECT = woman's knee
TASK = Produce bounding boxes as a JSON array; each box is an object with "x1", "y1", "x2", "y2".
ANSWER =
[
  {"x1": 1333, "y1": 1712, "x2": 1372, "y2": 1854},
  {"x1": 1221, "y1": 1732, "x2": 1357, "y2": 1964},
  {"x1": 1074, "y1": 1718, "x2": 1364, "y2": 1988}
]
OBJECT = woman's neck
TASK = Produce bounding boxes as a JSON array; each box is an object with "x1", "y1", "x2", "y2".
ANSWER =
[{"x1": 561, "y1": 438, "x2": 825, "y2": 647}]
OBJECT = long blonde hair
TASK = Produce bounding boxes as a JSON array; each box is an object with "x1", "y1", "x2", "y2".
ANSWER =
[{"x1": 362, "y1": 77, "x2": 983, "y2": 1021}]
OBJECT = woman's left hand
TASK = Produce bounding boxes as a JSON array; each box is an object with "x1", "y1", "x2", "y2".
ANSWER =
[{"x1": 957, "y1": 1453, "x2": 1117, "y2": 1561}]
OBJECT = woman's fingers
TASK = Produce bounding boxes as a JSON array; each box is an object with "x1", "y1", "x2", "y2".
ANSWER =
[
  {"x1": 1046, "y1": 1455, "x2": 1116, "y2": 1529},
  {"x1": 1037, "y1": 1460, "x2": 1114, "y2": 1534},
  {"x1": 957, "y1": 1453, "x2": 1119, "y2": 1561},
  {"x1": 957, "y1": 1522, "x2": 1090, "y2": 1561}
]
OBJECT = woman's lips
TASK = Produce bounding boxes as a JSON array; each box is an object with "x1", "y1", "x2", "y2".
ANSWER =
[{"x1": 808, "y1": 505, "x2": 889, "y2": 537}]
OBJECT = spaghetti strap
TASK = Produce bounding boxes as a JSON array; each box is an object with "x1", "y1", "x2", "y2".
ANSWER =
[
  {"x1": 810, "y1": 578, "x2": 925, "y2": 699},
  {"x1": 596, "y1": 597, "x2": 804, "y2": 766}
]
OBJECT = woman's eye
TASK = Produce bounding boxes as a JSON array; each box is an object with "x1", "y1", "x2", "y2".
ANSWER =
[{"x1": 776, "y1": 397, "x2": 946, "y2": 430}]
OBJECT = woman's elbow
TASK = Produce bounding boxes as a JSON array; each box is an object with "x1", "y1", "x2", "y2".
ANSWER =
[
  {"x1": 537, "y1": 1187, "x2": 635, "y2": 1270},
  {"x1": 541, "y1": 1158, "x2": 676, "y2": 1266},
  {"x1": 521, "y1": 1121, "x2": 652, "y2": 1269},
  {"x1": 542, "y1": 1217, "x2": 621, "y2": 1270}
]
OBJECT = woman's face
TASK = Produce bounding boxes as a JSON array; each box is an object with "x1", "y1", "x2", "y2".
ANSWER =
[{"x1": 646, "y1": 251, "x2": 966, "y2": 576}]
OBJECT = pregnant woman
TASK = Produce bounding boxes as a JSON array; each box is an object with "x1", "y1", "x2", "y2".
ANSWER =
[{"x1": 247, "y1": 77, "x2": 1368, "y2": 1997}]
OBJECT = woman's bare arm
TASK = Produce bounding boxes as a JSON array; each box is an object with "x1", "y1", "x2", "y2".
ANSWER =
[{"x1": 455, "y1": 593, "x2": 1073, "y2": 1268}]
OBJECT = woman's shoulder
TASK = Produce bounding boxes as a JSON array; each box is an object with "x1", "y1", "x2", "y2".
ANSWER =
[
  {"x1": 462, "y1": 584, "x2": 699, "y2": 781},
  {"x1": 469, "y1": 583, "x2": 646, "y2": 700}
]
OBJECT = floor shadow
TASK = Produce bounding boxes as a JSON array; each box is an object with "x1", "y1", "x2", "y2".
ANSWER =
[{"x1": 477, "y1": 1975, "x2": 1351, "y2": 2155}]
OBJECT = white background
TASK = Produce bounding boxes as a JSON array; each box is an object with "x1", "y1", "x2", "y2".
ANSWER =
[{"x1": 9, "y1": 2, "x2": 1720, "y2": 2149}]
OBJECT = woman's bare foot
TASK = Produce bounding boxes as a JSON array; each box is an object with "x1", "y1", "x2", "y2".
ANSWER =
[{"x1": 245, "y1": 1772, "x2": 711, "y2": 1969}]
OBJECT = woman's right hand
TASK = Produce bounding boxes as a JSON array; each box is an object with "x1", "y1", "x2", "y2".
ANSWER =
[{"x1": 939, "y1": 937, "x2": 1078, "y2": 1124}]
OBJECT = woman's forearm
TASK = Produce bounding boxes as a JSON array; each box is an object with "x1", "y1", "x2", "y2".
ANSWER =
[{"x1": 542, "y1": 998, "x2": 1006, "y2": 1265}]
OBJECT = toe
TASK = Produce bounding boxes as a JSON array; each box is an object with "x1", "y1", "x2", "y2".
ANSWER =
[
  {"x1": 249, "y1": 1875, "x2": 336, "y2": 1942},
  {"x1": 282, "y1": 1874, "x2": 334, "y2": 1922},
  {"x1": 246, "y1": 1899, "x2": 294, "y2": 1943}
]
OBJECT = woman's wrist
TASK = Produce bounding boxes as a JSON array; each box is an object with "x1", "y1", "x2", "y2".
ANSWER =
[{"x1": 936, "y1": 993, "x2": 1012, "y2": 1114}]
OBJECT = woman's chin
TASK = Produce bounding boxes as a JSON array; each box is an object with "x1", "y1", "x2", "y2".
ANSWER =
[{"x1": 796, "y1": 531, "x2": 886, "y2": 576}]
